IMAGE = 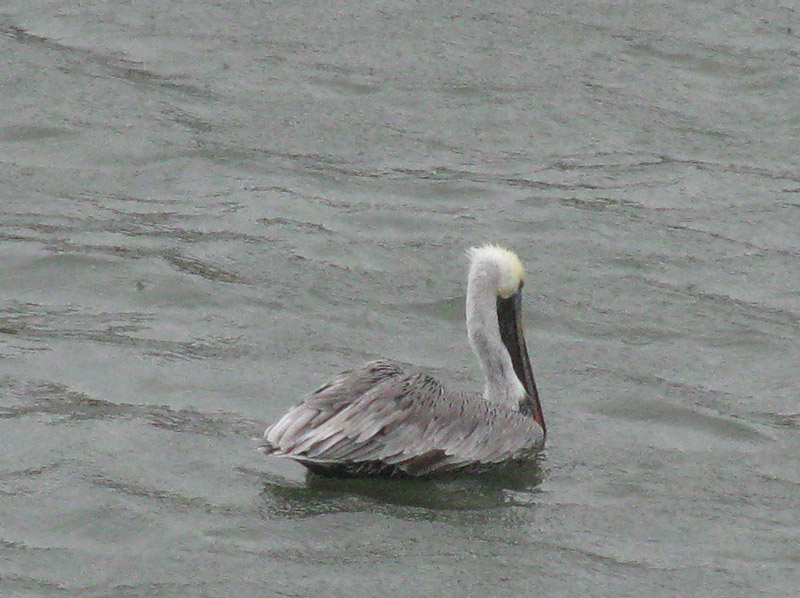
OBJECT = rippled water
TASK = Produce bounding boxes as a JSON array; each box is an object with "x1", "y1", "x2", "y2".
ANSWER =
[{"x1": 2, "y1": 1, "x2": 799, "y2": 596}]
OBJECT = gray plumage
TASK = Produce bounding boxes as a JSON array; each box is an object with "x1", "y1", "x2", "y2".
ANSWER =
[
  {"x1": 260, "y1": 245, "x2": 546, "y2": 478},
  {"x1": 261, "y1": 360, "x2": 543, "y2": 477}
]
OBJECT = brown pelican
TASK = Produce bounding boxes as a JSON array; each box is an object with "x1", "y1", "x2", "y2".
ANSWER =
[{"x1": 260, "y1": 245, "x2": 546, "y2": 477}]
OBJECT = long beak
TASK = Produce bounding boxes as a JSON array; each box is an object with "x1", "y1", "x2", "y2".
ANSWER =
[{"x1": 497, "y1": 290, "x2": 546, "y2": 437}]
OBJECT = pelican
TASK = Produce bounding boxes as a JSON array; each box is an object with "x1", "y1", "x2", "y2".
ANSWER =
[{"x1": 260, "y1": 245, "x2": 546, "y2": 477}]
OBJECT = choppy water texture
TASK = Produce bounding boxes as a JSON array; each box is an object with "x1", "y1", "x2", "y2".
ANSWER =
[{"x1": 2, "y1": 1, "x2": 799, "y2": 596}]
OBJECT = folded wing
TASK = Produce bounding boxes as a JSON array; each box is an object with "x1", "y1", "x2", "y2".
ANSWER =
[{"x1": 261, "y1": 360, "x2": 543, "y2": 477}]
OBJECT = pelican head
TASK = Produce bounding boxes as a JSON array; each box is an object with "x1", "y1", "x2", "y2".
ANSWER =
[{"x1": 466, "y1": 245, "x2": 545, "y2": 436}]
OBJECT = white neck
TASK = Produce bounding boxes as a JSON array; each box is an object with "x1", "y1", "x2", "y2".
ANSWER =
[{"x1": 465, "y1": 259, "x2": 526, "y2": 408}]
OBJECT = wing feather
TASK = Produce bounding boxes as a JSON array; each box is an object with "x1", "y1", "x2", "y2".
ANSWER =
[{"x1": 261, "y1": 359, "x2": 543, "y2": 476}]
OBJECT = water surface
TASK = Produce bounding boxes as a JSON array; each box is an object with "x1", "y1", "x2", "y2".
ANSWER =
[{"x1": 1, "y1": 1, "x2": 799, "y2": 596}]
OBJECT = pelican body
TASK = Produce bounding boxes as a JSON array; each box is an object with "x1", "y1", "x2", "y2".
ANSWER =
[{"x1": 260, "y1": 245, "x2": 545, "y2": 477}]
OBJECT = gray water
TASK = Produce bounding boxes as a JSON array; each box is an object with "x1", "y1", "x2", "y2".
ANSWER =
[{"x1": 2, "y1": 1, "x2": 799, "y2": 596}]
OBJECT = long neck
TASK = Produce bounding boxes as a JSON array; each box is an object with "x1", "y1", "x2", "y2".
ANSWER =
[{"x1": 466, "y1": 266, "x2": 526, "y2": 408}]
